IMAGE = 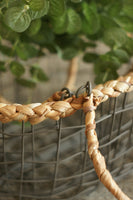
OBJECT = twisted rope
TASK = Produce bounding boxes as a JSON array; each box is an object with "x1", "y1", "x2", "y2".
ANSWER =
[
  {"x1": 83, "y1": 94, "x2": 131, "y2": 200},
  {"x1": 0, "y1": 72, "x2": 133, "y2": 200}
]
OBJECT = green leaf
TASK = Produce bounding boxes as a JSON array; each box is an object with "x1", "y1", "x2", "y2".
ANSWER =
[
  {"x1": 16, "y1": 78, "x2": 36, "y2": 88},
  {"x1": 83, "y1": 53, "x2": 98, "y2": 63},
  {"x1": 103, "y1": 27, "x2": 127, "y2": 48},
  {"x1": 58, "y1": 47, "x2": 78, "y2": 60},
  {"x1": 15, "y1": 42, "x2": 38, "y2": 60},
  {"x1": 29, "y1": 0, "x2": 46, "y2": 11},
  {"x1": 82, "y1": 18, "x2": 89, "y2": 35},
  {"x1": 30, "y1": 22, "x2": 55, "y2": 45},
  {"x1": 8, "y1": 0, "x2": 24, "y2": 7},
  {"x1": 94, "y1": 51, "x2": 120, "y2": 84},
  {"x1": 100, "y1": 14, "x2": 119, "y2": 30},
  {"x1": 108, "y1": 1, "x2": 122, "y2": 17},
  {"x1": 26, "y1": 19, "x2": 41, "y2": 36},
  {"x1": 109, "y1": 49, "x2": 129, "y2": 63},
  {"x1": 0, "y1": 21, "x2": 19, "y2": 42},
  {"x1": 4, "y1": 6, "x2": 31, "y2": 32},
  {"x1": 0, "y1": 1, "x2": 6, "y2": 10},
  {"x1": 75, "y1": 40, "x2": 96, "y2": 51},
  {"x1": 71, "y1": 0, "x2": 82, "y2": 3},
  {"x1": 95, "y1": 70, "x2": 118, "y2": 84},
  {"x1": 82, "y1": 2, "x2": 100, "y2": 35},
  {"x1": 67, "y1": 9, "x2": 81, "y2": 34},
  {"x1": 30, "y1": 30, "x2": 54, "y2": 45},
  {"x1": 49, "y1": 0, "x2": 66, "y2": 19},
  {"x1": 95, "y1": 73, "x2": 106, "y2": 84},
  {"x1": 114, "y1": 15, "x2": 133, "y2": 32},
  {"x1": 28, "y1": 0, "x2": 49, "y2": 20},
  {"x1": 0, "y1": 61, "x2": 6, "y2": 72},
  {"x1": 52, "y1": 12, "x2": 68, "y2": 34},
  {"x1": 30, "y1": 65, "x2": 48, "y2": 81},
  {"x1": 123, "y1": 0, "x2": 133, "y2": 18},
  {"x1": 0, "y1": 44, "x2": 13, "y2": 57},
  {"x1": 10, "y1": 61, "x2": 25, "y2": 77},
  {"x1": 98, "y1": 0, "x2": 117, "y2": 6},
  {"x1": 123, "y1": 37, "x2": 133, "y2": 55},
  {"x1": 94, "y1": 54, "x2": 121, "y2": 74}
]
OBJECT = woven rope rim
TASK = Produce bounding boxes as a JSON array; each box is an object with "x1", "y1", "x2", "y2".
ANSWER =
[
  {"x1": 0, "y1": 71, "x2": 133, "y2": 200},
  {"x1": 0, "y1": 72, "x2": 133, "y2": 125}
]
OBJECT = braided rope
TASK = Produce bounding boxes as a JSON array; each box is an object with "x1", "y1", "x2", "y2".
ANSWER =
[
  {"x1": 0, "y1": 72, "x2": 133, "y2": 200},
  {"x1": 0, "y1": 72, "x2": 133, "y2": 125}
]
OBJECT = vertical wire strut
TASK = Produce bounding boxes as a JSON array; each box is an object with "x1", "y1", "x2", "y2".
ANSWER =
[
  {"x1": 19, "y1": 121, "x2": 25, "y2": 200},
  {"x1": 2, "y1": 123, "x2": 9, "y2": 192},
  {"x1": 80, "y1": 111, "x2": 88, "y2": 187},
  {"x1": 115, "y1": 93, "x2": 127, "y2": 148},
  {"x1": 52, "y1": 119, "x2": 62, "y2": 193},
  {"x1": 106, "y1": 97, "x2": 117, "y2": 165},
  {"x1": 128, "y1": 118, "x2": 133, "y2": 146},
  {"x1": 99, "y1": 103, "x2": 103, "y2": 138},
  {"x1": 31, "y1": 125, "x2": 36, "y2": 193},
  {"x1": 114, "y1": 93, "x2": 127, "y2": 175}
]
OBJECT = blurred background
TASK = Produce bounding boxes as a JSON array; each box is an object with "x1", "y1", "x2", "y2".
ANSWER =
[
  {"x1": 0, "y1": 0, "x2": 133, "y2": 199},
  {"x1": 0, "y1": 48, "x2": 131, "y2": 104}
]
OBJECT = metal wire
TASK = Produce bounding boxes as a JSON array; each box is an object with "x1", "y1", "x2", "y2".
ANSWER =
[{"x1": 0, "y1": 92, "x2": 133, "y2": 200}]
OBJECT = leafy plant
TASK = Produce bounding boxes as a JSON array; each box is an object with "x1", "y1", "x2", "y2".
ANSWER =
[{"x1": 0, "y1": 0, "x2": 133, "y2": 86}]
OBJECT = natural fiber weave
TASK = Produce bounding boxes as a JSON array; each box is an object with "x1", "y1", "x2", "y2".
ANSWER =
[{"x1": 0, "y1": 72, "x2": 133, "y2": 125}]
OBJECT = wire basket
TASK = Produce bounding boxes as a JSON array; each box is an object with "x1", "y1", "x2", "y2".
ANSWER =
[{"x1": 0, "y1": 74, "x2": 133, "y2": 200}]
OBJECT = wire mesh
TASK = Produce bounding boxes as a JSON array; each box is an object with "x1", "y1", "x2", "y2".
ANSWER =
[{"x1": 0, "y1": 92, "x2": 133, "y2": 200}]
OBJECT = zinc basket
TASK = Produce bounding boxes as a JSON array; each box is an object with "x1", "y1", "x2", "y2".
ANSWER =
[{"x1": 0, "y1": 72, "x2": 133, "y2": 200}]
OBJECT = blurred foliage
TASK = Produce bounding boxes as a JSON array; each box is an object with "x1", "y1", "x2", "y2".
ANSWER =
[{"x1": 0, "y1": 0, "x2": 133, "y2": 85}]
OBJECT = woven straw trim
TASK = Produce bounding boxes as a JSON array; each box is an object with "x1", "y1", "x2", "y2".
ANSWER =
[{"x1": 0, "y1": 72, "x2": 133, "y2": 124}]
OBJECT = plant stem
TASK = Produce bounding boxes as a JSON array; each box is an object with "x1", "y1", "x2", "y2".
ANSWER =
[{"x1": 65, "y1": 56, "x2": 78, "y2": 90}]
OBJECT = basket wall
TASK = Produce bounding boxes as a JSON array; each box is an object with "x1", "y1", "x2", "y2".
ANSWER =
[{"x1": 0, "y1": 91, "x2": 133, "y2": 200}]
